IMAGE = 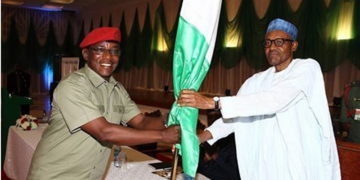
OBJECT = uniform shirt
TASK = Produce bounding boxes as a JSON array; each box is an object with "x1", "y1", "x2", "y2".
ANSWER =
[
  {"x1": 206, "y1": 59, "x2": 341, "y2": 180},
  {"x1": 339, "y1": 82, "x2": 360, "y2": 143},
  {"x1": 27, "y1": 64, "x2": 141, "y2": 180}
]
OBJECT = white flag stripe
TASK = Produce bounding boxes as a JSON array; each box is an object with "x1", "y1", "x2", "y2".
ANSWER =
[
  {"x1": 205, "y1": 6, "x2": 221, "y2": 64},
  {"x1": 181, "y1": 0, "x2": 222, "y2": 62}
]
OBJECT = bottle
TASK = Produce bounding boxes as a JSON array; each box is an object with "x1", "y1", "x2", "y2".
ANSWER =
[{"x1": 114, "y1": 145, "x2": 121, "y2": 168}]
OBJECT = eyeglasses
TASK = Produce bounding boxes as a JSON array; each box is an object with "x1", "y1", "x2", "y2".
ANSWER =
[
  {"x1": 89, "y1": 47, "x2": 121, "y2": 56},
  {"x1": 262, "y1": 38, "x2": 294, "y2": 48}
]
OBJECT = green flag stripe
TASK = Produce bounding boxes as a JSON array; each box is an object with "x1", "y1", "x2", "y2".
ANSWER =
[
  {"x1": 172, "y1": 17, "x2": 210, "y2": 98},
  {"x1": 169, "y1": 16, "x2": 210, "y2": 177}
]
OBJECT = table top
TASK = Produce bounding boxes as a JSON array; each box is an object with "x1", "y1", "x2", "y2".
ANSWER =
[
  {"x1": 4, "y1": 124, "x2": 209, "y2": 180},
  {"x1": 4, "y1": 124, "x2": 48, "y2": 180}
]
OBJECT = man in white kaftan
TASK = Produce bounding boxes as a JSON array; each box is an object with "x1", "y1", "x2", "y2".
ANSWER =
[{"x1": 177, "y1": 18, "x2": 341, "y2": 180}]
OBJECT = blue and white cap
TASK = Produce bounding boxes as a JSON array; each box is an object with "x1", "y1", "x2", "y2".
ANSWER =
[{"x1": 266, "y1": 18, "x2": 298, "y2": 40}]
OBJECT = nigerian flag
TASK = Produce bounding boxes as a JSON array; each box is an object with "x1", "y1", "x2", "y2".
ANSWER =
[{"x1": 167, "y1": 0, "x2": 222, "y2": 177}]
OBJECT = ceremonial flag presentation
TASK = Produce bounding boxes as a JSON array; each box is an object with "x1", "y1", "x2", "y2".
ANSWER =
[{"x1": 168, "y1": 0, "x2": 222, "y2": 177}]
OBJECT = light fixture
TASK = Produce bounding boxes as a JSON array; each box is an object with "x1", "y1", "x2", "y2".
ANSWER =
[
  {"x1": 42, "y1": 4, "x2": 63, "y2": 11},
  {"x1": 225, "y1": 29, "x2": 241, "y2": 48},
  {"x1": 50, "y1": 0, "x2": 74, "y2": 4},
  {"x1": 157, "y1": 29, "x2": 168, "y2": 52},
  {"x1": 336, "y1": 0, "x2": 354, "y2": 40},
  {"x1": 1, "y1": 0, "x2": 24, "y2": 5}
]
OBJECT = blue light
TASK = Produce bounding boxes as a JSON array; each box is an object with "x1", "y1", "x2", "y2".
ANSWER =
[{"x1": 43, "y1": 62, "x2": 53, "y2": 91}]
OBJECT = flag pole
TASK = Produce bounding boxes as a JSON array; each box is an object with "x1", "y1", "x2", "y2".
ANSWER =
[{"x1": 170, "y1": 147, "x2": 179, "y2": 180}]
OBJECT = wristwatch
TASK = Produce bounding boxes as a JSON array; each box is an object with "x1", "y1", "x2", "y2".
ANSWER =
[{"x1": 213, "y1": 96, "x2": 220, "y2": 110}]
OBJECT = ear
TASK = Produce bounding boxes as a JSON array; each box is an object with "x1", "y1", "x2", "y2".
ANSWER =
[
  {"x1": 291, "y1": 41, "x2": 298, "y2": 52},
  {"x1": 82, "y1": 49, "x2": 89, "y2": 61}
]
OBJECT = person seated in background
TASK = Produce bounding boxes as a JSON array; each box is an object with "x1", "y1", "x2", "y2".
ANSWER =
[
  {"x1": 195, "y1": 119, "x2": 240, "y2": 180},
  {"x1": 339, "y1": 80, "x2": 360, "y2": 144},
  {"x1": 198, "y1": 133, "x2": 240, "y2": 180},
  {"x1": 27, "y1": 27, "x2": 181, "y2": 180},
  {"x1": 7, "y1": 62, "x2": 31, "y2": 115}
]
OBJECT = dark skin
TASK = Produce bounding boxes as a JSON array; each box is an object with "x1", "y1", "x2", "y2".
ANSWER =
[
  {"x1": 80, "y1": 41, "x2": 181, "y2": 146},
  {"x1": 177, "y1": 30, "x2": 298, "y2": 143}
]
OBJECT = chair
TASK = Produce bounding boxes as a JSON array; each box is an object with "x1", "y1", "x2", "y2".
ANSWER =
[
  {"x1": 336, "y1": 140, "x2": 360, "y2": 180},
  {"x1": 207, "y1": 110, "x2": 222, "y2": 126},
  {"x1": 1, "y1": 88, "x2": 33, "y2": 168}
]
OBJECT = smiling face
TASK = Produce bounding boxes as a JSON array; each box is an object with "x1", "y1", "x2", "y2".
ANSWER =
[
  {"x1": 264, "y1": 30, "x2": 298, "y2": 72},
  {"x1": 82, "y1": 41, "x2": 120, "y2": 81}
]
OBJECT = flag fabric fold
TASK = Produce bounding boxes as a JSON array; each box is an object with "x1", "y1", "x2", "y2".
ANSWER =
[{"x1": 168, "y1": 0, "x2": 222, "y2": 177}]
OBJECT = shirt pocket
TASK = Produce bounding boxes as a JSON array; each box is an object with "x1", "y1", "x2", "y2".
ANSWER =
[
  {"x1": 112, "y1": 105, "x2": 125, "y2": 125},
  {"x1": 97, "y1": 105, "x2": 105, "y2": 114}
]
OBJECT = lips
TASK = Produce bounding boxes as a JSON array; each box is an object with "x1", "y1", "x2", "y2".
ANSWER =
[{"x1": 269, "y1": 50, "x2": 280, "y2": 56}]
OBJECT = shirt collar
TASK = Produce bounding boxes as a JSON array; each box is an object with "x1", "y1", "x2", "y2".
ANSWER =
[{"x1": 84, "y1": 64, "x2": 118, "y2": 88}]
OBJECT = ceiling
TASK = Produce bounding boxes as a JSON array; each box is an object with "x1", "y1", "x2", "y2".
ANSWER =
[{"x1": 1, "y1": 0, "x2": 148, "y2": 12}]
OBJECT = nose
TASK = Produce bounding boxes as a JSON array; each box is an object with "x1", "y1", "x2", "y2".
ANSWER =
[
  {"x1": 102, "y1": 50, "x2": 112, "y2": 59},
  {"x1": 268, "y1": 41, "x2": 278, "y2": 50}
]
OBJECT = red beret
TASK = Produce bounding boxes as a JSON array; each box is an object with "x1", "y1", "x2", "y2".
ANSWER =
[{"x1": 79, "y1": 27, "x2": 121, "y2": 49}]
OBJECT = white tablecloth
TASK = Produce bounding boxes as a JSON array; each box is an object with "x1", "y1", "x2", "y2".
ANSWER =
[
  {"x1": 4, "y1": 124, "x2": 48, "y2": 180},
  {"x1": 104, "y1": 146, "x2": 209, "y2": 180},
  {"x1": 4, "y1": 124, "x2": 209, "y2": 180}
]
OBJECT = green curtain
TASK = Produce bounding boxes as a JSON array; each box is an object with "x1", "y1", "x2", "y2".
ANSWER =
[
  {"x1": 348, "y1": 0, "x2": 360, "y2": 69},
  {"x1": 217, "y1": 0, "x2": 244, "y2": 68},
  {"x1": 1, "y1": 17, "x2": 20, "y2": 73},
  {"x1": 2, "y1": 17, "x2": 27, "y2": 72},
  {"x1": 209, "y1": 0, "x2": 226, "y2": 67},
  {"x1": 39, "y1": 21, "x2": 58, "y2": 73},
  {"x1": 108, "y1": 13, "x2": 113, "y2": 27},
  {"x1": 26, "y1": 18, "x2": 41, "y2": 72},
  {"x1": 118, "y1": 12, "x2": 127, "y2": 71},
  {"x1": 119, "y1": 10, "x2": 139, "y2": 71},
  {"x1": 2, "y1": 0, "x2": 359, "y2": 73},
  {"x1": 241, "y1": 0, "x2": 269, "y2": 69},
  {"x1": 61, "y1": 22, "x2": 75, "y2": 56},
  {"x1": 132, "y1": 9, "x2": 142, "y2": 68},
  {"x1": 213, "y1": 0, "x2": 359, "y2": 71},
  {"x1": 293, "y1": 0, "x2": 331, "y2": 71},
  {"x1": 1, "y1": 40, "x2": 7, "y2": 72},
  {"x1": 136, "y1": 4, "x2": 153, "y2": 67},
  {"x1": 89, "y1": 19, "x2": 94, "y2": 32},
  {"x1": 152, "y1": 1, "x2": 180, "y2": 71},
  {"x1": 119, "y1": 11, "x2": 137, "y2": 71},
  {"x1": 76, "y1": 20, "x2": 86, "y2": 68},
  {"x1": 99, "y1": 17, "x2": 103, "y2": 27},
  {"x1": 322, "y1": 0, "x2": 347, "y2": 72}
]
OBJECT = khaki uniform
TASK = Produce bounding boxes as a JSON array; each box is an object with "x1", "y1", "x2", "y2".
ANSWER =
[
  {"x1": 339, "y1": 81, "x2": 360, "y2": 144},
  {"x1": 27, "y1": 65, "x2": 141, "y2": 180}
]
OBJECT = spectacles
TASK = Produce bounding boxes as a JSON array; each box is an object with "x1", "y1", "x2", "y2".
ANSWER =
[
  {"x1": 262, "y1": 38, "x2": 294, "y2": 48},
  {"x1": 89, "y1": 47, "x2": 121, "y2": 56}
]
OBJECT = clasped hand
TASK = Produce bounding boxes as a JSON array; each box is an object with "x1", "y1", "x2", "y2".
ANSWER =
[
  {"x1": 162, "y1": 125, "x2": 181, "y2": 144},
  {"x1": 177, "y1": 89, "x2": 213, "y2": 109}
]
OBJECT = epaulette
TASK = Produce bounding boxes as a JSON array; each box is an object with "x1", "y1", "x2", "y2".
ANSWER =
[
  {"x1": 348, "y1": 81, "x2": 360, "y2": 88},
  {"x1": 344, "y1": 80, "x2": 360, "y2": 118}
]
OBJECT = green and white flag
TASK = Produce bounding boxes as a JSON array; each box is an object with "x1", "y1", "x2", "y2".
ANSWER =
[{"x1": 168, "y1": 0, "x2": 222, "y2": 177}]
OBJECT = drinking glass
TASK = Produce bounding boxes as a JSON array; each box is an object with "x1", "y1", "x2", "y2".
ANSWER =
[{"x1": 114, "y1": 151, "x2": 127, "y2": 169}]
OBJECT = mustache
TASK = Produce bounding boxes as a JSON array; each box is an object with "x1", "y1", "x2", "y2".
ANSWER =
[{"x1": 269, "y1": 49, "x2": 280, "y2": 54}]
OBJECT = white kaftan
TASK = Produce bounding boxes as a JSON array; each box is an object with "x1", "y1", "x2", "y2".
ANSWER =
[{"x1": 206, "y1": 59, "x2": 341, "y2": 180}]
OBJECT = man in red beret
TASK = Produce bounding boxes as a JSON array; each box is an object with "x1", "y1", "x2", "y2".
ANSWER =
[{"x1": 27, "y1": 27, "x2": 181, "y2": 180}]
